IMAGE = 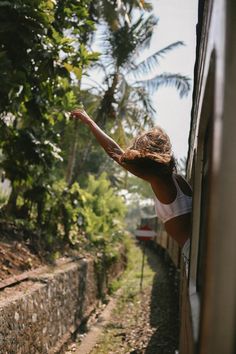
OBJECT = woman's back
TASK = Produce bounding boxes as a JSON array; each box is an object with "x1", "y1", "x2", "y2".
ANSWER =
[{"x1": 151, "y1": 174, "x2": 192, "y2": 247}]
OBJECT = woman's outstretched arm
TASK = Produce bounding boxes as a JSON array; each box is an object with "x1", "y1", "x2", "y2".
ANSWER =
[
  {"x1": 70, "y1": 108, "x2": 150, "y2": 180},
  {"x1": 70, "y1": 108, "x2": 124, "y2": 161}
]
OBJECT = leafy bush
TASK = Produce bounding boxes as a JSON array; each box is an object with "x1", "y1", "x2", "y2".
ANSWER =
[
  {"x1": 20, "y1": 172, "x2": 127, "y2": 254},
  {"x1": 81, "y1": 173, "x2": 126, "y2": 241},
  {"x1": 0, "y1": 189, "x2": 9, "y2": 208},
  {"x1": 0, "y1": 0, "x2": 97, "y2": 219}
]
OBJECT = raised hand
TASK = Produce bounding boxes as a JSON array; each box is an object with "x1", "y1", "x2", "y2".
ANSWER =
[{"x1": 70, "y1": 108, "x2": 92, "y2": 124}]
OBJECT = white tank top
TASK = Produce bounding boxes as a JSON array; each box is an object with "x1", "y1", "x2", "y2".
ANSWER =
[{"x1": 154, "y1": 175, "x2": 192, "y2": 223}]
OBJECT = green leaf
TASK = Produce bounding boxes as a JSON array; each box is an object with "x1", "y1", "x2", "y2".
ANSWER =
[
  {"x1": 64, "y1": 63, "x2": 74, "y2": 73},
  {"x1": 73, "y1": 67, "x2": 82, "y2": 80},
  {"x1": 64, "y1": 63, "x2": 83, "y2": 80}
]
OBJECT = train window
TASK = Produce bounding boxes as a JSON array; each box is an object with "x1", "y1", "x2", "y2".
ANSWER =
[
  {"x1": 189, "y1": 54, "x2": 215, "y2": 293},
  {"x1": 197, "y1": 119, "x2": 213, "y2": 293},
  {"x1": 197, "y1": 54, "x2": 215, "y2": 295},
  {"x1": 189, "y1": 52, "x2": 215, "y2": 294}
]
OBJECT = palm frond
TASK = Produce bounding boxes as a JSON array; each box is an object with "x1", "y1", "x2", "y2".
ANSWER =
[
  {"x1": 141, "y1": 1, "x2": 153, "y2": 12},
  {"x1": 105, "y1": 14, "x2": 157, "y2": 67},
  {"x1": 117, "y1": 79, "x2": 132, "y2": 110},
  {"x1": 133, "y1": 14, "x2": 158, "y2": 52},
  {"x1": 102, "y1": 0, "x2": 121, "y2": 30},
  {"x1": 79, "y1": 90, "x2": 102, "y2": 116},
  {"x1": 124, "y1": 0, "x2": 153, "y2": 13},
  {"x1": 130, "y1": 86, "x2": 156, "y2": 115},
  {"x1": 124, "y1": 106, "x2": 154, "y2": 131},
  {"x1": 117, "y1": 77, "x2": 156, "y2": 119},
  {"x1": 136, "y1": 73, "x2": 191, "y2": 97},
  {"x1": 130, "y1": 41, "x2": 185, "y2": 78},
  {"x1": 111, "y1": 120, "x2": 127, "y2": 148}
]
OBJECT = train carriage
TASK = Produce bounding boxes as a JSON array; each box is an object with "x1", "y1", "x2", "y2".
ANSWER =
[{"x1": 154, "y1": 0, "x2": 236, "y2": 353}]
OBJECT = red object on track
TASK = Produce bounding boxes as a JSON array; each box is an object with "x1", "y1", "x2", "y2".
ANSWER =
[{"x1": 135, "y1": 224, "x2": 156, "y2": 241}]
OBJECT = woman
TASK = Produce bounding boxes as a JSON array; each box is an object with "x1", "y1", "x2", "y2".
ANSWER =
[{"x1": 70, "y1": 108, "x2": 192, "y2": 260}]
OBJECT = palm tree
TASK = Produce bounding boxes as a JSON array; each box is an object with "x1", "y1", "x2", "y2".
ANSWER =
[
  {"x1": 68, "y1": 1, "x2": 191, "y2": 183},
  {"x1": 87, "y1": 11, "x2": 190, "y2": 132},
  {"x1": 89, "y1": 0, "x2": 153, "y2": 30}
]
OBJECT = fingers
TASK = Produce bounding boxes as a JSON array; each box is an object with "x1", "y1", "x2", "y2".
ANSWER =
[
  {"x1": 71, "y1": 108, "x2": 83, "y2": 115},
  {"x1": 70, "y1": 107, "x2": 91, "y2": 123},
  {"x1": 70, "y1": 108, "x2": 84, "y2": 118}
]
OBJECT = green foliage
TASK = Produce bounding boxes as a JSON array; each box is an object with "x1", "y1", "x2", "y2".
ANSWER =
[
  {"x1": 125, "y1": 175, "x2": 154, "y2": 200},
  {"x1": 36, "y1": 179, "x2": 85, "y2": 247},
  {"x1": 0, "y1": 0, "x2": 189, "y2": 260},
  {"x1": 39, "y1": 172, "x2": 126, "y2": 252},
  {"x1": 110, "y1": 15, "x2": 158, "y2": 67},
  {"x1": 84, "y1": 3, "x2": 190, "y2": 140},
  {"x1": 3, "y1": 172, "x2": 126, "y2": 253},
  {"x1": 0, "y1": 0, "x2": 98, "y2": 218},
  {"x1": 81, "y1": 173, "x2": 126, "y2": 242},
  {"x1": 0, "y1": 188, "x2": 9, "y2": 208},
  {"x1": 0, "y1": 0, "x2": 128, "y2": 255}
]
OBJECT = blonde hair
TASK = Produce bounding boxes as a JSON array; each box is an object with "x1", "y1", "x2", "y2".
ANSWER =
[{"x1": 119, "y1": 127, "x2": 175, "y2": 174}]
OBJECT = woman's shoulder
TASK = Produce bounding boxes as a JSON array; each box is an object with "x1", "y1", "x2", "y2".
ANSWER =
[
  {"x1": 151, "y1": 173, "x2": 177, "y2": 204},
  {"x1": 174, "y1": 174, "x2": 192, "y2": 196}
]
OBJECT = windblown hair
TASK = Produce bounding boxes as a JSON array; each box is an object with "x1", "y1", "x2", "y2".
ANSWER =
[{"x1": 119, "y1": 126, "x2": 176, "y2": 175}]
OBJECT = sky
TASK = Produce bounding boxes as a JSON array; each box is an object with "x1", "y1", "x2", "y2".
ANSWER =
[{"x1": 149, "y1": 0, "x2": 198, "y2": 160}]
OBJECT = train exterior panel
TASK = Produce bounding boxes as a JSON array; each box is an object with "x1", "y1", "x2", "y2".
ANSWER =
[{"x1": 154, "y1": 0, "x2": 236, "y2": 353}]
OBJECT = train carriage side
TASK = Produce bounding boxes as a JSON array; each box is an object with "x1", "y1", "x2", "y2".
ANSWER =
[
  {"x1": 180, "y1": 0, "x2": 236, "y2": 353},
  {"x1": 154, "y1": 1, "x2": 236, "y2": 352}
]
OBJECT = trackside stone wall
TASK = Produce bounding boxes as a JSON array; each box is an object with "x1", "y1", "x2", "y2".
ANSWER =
[{"x1": 0, "y1": 253, "x2": 126, "y2": 354}]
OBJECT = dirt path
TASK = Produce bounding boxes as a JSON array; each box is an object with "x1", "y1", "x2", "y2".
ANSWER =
[
  {"x1": 63, "y1": 240, "x2": 180, "y2": 354},
  {"x1": 67, "y1": 289, "x2": 122, "y2": 354}
]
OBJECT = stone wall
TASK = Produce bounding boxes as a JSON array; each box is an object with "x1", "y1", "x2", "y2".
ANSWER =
[{"x1": 0, "y1": 252, "x2": 126, "y2": 354}]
